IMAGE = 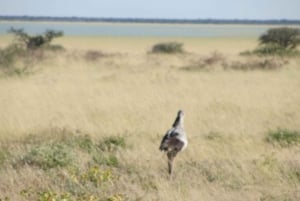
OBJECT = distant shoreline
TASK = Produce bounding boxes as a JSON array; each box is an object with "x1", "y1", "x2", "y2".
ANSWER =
[{"x1": 1, "y1": 16, "x2": 300, "y2": 25}]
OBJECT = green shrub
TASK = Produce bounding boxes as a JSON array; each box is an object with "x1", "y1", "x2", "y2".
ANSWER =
[
  {"x1": 98, "y1": 136, "x2": 126, "y2": 151},
  {"x1": 0, "y1": 28, "x2": 64, "y2": 76},
  {"x1": 68, "y1": 134, "x2": 95, "y2": 153},
  {"x1": 8, "y1": 28, "x2": 63, "y2": 50},
  {"x1": 23, "y1": 142, "x2": 74, "y2": 170},
  {"x1": 266, "y1": 128, "x2": 300, "y2": 147},
  {"x1": 259, "y1": 27, "x2": 300, "y2": 50},
  {"x1": 241, "y1": 27, "x2": 300, "y2": 56},
  {"x1": 151, "y1": 42, "x2": 184, "y2": 54},
  {"x1": 0, "y1": 44, "x2": 25, "y2": 68},
  {"x1": 93, "y1": 154, "x2": 119, "y2": 167}
]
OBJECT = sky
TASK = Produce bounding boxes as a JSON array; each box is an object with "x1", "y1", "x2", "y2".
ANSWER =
[{"x1": 0, "y1": 0, "x2": 300, "y2": 20}]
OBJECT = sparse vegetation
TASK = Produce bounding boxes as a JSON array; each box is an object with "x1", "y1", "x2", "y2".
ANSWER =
[
  {"x1": 99, "y1": 136, "x2": 126, "y2": 151},
  {"x1": 241, "y1": 27, "x2": 300, "y2": 56},
  {"x1": 0, "y1": 28, "x2": 64, "y2": 76},
  {"x1": 151, "y1": 42, "x2": 184, "y2": 54},
  {"x1": 84, "y1": 50, "x2": 106, "y2": 62},
  {"x1": 22, "y1": 142, "x2": 74, "y2": 170},
  {"x1": 0, "y1": 35, "x2": 300, "y2": 201},
  {"x1": 224, "y1": 58, "x2": 287, "y2": 70},
  {"x1": 182, "y1": 51, "x2": 287, "y2": 71},
  {"x1": 8, "y1": 27, "x2": 63, "y2": 50},
  {"x1": 266, "y1": 128, "x2": 300, "y2": 147},
  {"x1": 259, "y1": 27, "x2": 300, "y2": 50},
  {"x1": 0, "y1": 129, "x2": 127, "y2": 200}
]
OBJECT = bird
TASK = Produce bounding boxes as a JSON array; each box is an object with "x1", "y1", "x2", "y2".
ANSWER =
[{"x1": 159, "y1": 110, "x2": 188, "y2": 175}]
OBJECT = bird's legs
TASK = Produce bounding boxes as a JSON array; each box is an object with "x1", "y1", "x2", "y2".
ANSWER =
[{"x1": 167, "y1": 151, "x2": 178, "y2": 176}]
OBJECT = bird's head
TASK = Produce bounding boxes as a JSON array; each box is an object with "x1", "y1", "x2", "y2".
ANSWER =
[{"x1": 177, "y1": 110, "x2": 185, "y2": 118}]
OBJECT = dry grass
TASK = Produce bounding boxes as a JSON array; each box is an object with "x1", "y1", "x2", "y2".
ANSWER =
[{"x1": 0, "y1": 35, "x2": 300, "y2": 201}]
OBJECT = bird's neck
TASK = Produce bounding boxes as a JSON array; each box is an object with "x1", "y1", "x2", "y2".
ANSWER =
[{"x1": 172, "y1": 116, "x2": 184, "y2": 129}]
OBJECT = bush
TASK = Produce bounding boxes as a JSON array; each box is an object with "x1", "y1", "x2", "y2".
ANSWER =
[
  {"x1": 266, "y1": 128, "x2": 300, "y2": 147},
  {"x1": 0, "y1": 28, "x2": 64, "y2": 75},
  {"x1": 0, "y1": 44, "x2": 25, "y2": 68},
  {"x1": 241, "y1": 27, "x2": 300, "y2": 56},
  {"x1": 23, "y1": 142, "x2": 74, "y2": 170},
  {"x1": 8, "y1": 27, "x2": 63, "y2": 50},
  {"x1": 98, "y1": 136, "x2": 126, "y2": 151},
  {"x1": 259, "y1": 27, "x2": 300, "y2": 50},
  {"x1": 151, "y1": 42, "x2": 184, "y2": 54}
]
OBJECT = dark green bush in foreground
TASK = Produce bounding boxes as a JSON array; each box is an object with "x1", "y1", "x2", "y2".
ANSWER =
[{"x1": 151, "y1": 42, "x2": 184, "y2": 54}]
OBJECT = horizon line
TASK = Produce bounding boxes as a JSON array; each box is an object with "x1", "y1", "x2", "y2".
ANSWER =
[{"x1": 1, "y1": 15, "x2": 300, "y2": 24}]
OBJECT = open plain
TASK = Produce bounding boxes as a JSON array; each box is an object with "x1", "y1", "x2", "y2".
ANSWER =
[{"x1": 0, "y1": 34, "x2": 300, "y2": 201}]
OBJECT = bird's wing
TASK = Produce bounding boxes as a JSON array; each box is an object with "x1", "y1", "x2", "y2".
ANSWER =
[
  {"x1": 159, "y1": 128, "x2": 180, "y2": 151},
  {"x1": 159, "y1": 128, "x2": 173, "y2": 151}
]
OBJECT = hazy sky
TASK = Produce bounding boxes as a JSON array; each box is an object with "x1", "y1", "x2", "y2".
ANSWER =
[{"x1": 1, "y1": 0, "x2": 300, "y2": 20}]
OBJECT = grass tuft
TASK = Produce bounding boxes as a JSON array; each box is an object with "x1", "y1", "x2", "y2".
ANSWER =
[
  {"x1": 99, "y1": 136, "x2": 126, "y2": 151},
  {"x1": 266, "y1": 128, "x2": 300, "y2": 147}
]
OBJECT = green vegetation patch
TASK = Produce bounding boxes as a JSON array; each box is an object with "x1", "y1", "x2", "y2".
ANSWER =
[
  {"x1": 23, "y1": 142, "x2": 74, "y2": 170},
  {"x1": 259, "y1": 27, "x2": 300, "y2": 50},
  {"x1": 0, "y1": 150, "x2": 9, "y2": 168},
  {"x1": 98, "y1": 136, "x2": 126, "y2": 151},
  {"x1": 2, "y1": 128, "x2": 127, "y2": 171},
  {"x1": 0, "y1": 28, "x2": 64, "y2": 76},
  {"x1": 0, "y1": 130, "x2": 128, "y2": 200},
  {"x1": 241, "y1": 27, "x2": 300, "y2": 57},
  {"x1": 151, "y1": 42, "x2": 184, "y2": 54},
  {"x1": 266, "y1": 128, "x2": 300, "y2": 147}
]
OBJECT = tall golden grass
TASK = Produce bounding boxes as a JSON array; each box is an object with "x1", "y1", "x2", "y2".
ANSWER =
[{"x1": 0, "y1": 36, "x2": 300, "y2": 200}]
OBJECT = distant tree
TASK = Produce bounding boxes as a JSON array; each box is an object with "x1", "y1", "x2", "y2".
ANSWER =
[
  {"x1": 8, "y1": 27, "x2": 63, "y2": 50},
  {"x1": 151, "y1": 42, "x2": 184, "y2": 54},
  {"x1": 259, "y1": 27, "x2": 300, "y2": 49}
]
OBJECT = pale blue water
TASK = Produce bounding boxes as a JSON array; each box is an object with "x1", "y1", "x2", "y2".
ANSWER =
[{"x1": 0, "y1": 21, "x2": 276, "y2": 37}]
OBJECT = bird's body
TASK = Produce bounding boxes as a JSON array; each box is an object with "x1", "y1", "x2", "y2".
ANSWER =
[
  {"x1": 159, "y1": 126, "x2": 187, "y2": 153},
  {"x1": 159, "y1": 110, "x2": 187, "y2": 175}
]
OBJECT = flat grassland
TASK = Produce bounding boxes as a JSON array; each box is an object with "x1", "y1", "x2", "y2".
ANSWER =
[{"x1": 0, "y1": 35, "x2": 300, "y2": 201}]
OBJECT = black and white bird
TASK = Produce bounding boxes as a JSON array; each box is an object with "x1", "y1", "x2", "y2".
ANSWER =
[{"x1": 159, "y1": 110, "x2": 188, "y2": 175}]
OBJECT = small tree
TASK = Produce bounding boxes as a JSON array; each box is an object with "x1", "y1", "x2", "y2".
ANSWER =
[
  {"x1": 8, "y1": 27, "x2": 63, "y2": 50},
  {"x1": 259, "y1": 27, "x2": 300, "y2": 50},
  {"x1": 151, "y1": 42, "x2": 184, "y2": 54}
]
